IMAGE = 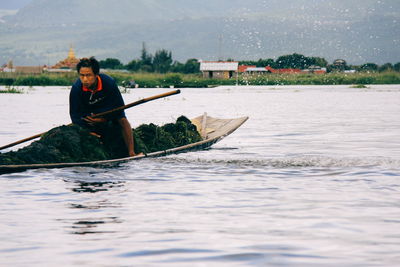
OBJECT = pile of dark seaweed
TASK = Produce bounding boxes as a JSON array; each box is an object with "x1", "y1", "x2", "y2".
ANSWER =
[{"x1": 0, "y1": 116, "x2": 202, "y2": 165}]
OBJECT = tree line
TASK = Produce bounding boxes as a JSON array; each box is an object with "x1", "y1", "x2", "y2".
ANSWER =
[
  {"x1": 99, "y1": 43, "x2": 200, "y2": 74},
  {"x1": 99, "y1": 45, "x2": 400, "y2": 73},
  {"x1": 238, "y1": 53, "x2": 400, "y2": 72}
]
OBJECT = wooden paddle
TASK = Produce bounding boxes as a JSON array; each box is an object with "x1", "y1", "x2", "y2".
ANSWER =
[{"x1": 0, "y1": 89, "x2": 181, "y2": 151}]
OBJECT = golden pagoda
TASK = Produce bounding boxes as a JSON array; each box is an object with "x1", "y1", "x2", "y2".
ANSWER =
[{"x1": 52, "y1": 45, "x2": 80, "y2": 69}]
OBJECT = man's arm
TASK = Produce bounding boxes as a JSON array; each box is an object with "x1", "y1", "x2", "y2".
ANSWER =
[{"x1": 69, "y1": 85, "x2": 86, "y2": 126}]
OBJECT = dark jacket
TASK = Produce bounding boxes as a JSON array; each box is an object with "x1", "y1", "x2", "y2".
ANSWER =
[{"x1": 69, "y1": 73, "x2": 126, "y2": 127}]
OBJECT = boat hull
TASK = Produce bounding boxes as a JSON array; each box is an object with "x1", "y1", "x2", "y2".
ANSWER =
[{"x1": 0, "y1": 115, "x2": 248, "y2": 174}]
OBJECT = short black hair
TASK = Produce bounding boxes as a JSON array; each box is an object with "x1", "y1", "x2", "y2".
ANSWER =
[{"x1": 77, "y1": 57, "x2": 100, "y2": 75}]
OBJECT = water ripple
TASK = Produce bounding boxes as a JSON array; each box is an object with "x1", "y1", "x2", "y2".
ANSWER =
[
  {"x1": 156, "y1": 155, "x2": 400, "y2": 169},
  {"x1": 118, "y1": 248, "x2": 218, "y2": 258}
]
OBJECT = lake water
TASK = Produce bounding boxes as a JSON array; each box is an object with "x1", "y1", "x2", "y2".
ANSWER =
[{"x1": 0, "y1": 84, "x2": 399, "y2": 266}]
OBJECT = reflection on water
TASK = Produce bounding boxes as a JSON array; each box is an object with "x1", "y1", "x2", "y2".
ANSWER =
[
  {"x1": 62, "y1": 180, "x2": 125, "y2": 235},
  {"x1": 67, "y1": 217, "x2": 122, "y2": 235},
  {"x1": 69, "y1": 180, "x2": 125, "y2": 193}
]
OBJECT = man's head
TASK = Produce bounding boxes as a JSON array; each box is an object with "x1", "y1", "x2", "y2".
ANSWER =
[{"x1": 77, "y1": 57, "x2": 100, "y2": 89}]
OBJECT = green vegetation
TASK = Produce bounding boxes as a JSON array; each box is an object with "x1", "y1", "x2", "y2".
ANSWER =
[
  {"x1": 1, "y1": 71, "x2": 400, "y2": 87},
  {"x1": 78, "y1": 50, "x2": 400, "y2": 87},
  {"x1": 127, "y1": 71, "x2": 400, "y2": 87},
  {"x1": 240, "y1": 53, "x2": 329, "y2": 69},
  {"x1": 0, "y1": 86, "x2": 24, "y2": 94},
  {"x1": 133, "y1": 116, "x2": 202, "y2": 154},
  {"x1": 98, "y1": 47, "x2": 400, "y2": 76},
  {"x1": 0, "y1": 73, "x2": 76, "y2": 86},
  {"x1": 99, "y1": 43, "x2": 200, "y2": 74},
  {"x1": 237, "y1": 72, "x2": 400, "y2": 86},
  {"x1": 0, "y1": 116, "x2": 202, "y2": 165},
  {"x1": 1, "y1": 50, "x2": 399, "y2": 88},
  {"x1": 350, "y1": 84, "x2": 368, "y2": 88},
  {"x1": 0, "y1": 125, "x2": 108, "y2": 165}
]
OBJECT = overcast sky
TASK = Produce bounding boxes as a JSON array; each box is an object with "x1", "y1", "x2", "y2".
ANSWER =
[{"x1": 0, "y1": 0, "x2": 32, "y2": 10}]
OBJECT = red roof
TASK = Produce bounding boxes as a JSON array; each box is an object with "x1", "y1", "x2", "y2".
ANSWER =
[
  {"x1": 238, "y1": 65, "x2": 301, "y2": 73},
  {"x1": 265, "y1": 66, "x2": 276, "y2": 73},
  {"x1": 313, "y1": 70, "x2": 327, "y2": 74},
  {"x1": 274, "y1": 68, "x2": 301, "y2": 73},
  {"x1": 238, "y1": 65, "x2": 256, "y2": 72}
]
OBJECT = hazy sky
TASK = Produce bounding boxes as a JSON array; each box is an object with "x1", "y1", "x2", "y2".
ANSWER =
[
  {"x1": 1, "y1": 0, "x2": 398, "y2": 65},
  {"x1": 0, "y1": 0, "x2": 32, "y2": 10}
]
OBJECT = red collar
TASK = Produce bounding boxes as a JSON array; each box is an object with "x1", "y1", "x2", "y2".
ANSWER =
[{"x1": 82, "y1": 75, "x2": 103, "y2": 92}]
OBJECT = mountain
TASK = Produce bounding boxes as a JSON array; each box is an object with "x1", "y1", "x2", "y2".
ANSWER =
[{"x1": 1, "y1": 0, "x2": 399, "y2": 66}]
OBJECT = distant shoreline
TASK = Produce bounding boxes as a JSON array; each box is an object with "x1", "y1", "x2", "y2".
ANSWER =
[{"x1": 1, "y1": 71, "x2": 399, "y2": 88}]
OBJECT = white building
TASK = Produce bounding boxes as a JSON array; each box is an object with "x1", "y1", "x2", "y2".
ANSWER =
[{"x1": 199, "y1": 61, "x2": 239, "y2": 79}]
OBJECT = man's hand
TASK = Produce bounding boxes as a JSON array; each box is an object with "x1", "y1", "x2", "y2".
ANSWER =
[
  {"x1": 89, "y1": 132, "x2": 101, "y2": 138},
  {"x1": 83, "y1": 116, "x2": 107, "y2": 126}
]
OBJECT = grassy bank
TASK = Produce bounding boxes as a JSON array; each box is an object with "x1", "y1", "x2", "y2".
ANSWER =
[
  {"x1": 0, "y1": 86, "x2": 24, "y2": 94},
  {"x1": 1, "y1": 71, "x2": 399, "y2": 88},
  {"x1": 0, "y1": 72, "x2": 77, "y2": 86},
  {"x1": 239, "y1": 72, "x2": 400, "y2": 85}
]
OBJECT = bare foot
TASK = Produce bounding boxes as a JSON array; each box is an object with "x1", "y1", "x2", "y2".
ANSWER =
[{"x1": 130, "y1": 152, "x2": 144, "y2": 157}]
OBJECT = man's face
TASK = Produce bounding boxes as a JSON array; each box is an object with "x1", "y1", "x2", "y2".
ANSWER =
[{"x1": 79, "y1": 67, "x2": 97, "y2": 88}]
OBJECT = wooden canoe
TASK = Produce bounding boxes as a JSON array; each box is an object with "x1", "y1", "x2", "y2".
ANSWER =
[{"x1": 0, "y1": 114, "x2": 248, "y2": 174}]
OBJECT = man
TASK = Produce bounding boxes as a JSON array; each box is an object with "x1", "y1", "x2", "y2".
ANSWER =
[{"x1": 70, "y1": 57, "x2": 137, "y2": 157}]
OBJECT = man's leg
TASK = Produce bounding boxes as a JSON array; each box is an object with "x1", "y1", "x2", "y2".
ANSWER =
[{"x1": 118, "y1": 117, "x2": 135, "y2": 156}]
